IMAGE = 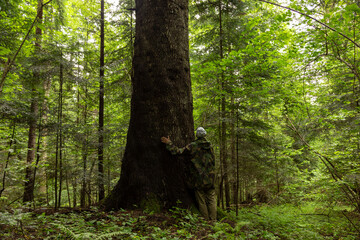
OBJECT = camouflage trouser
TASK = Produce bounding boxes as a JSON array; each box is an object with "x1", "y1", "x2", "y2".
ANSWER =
[{"x1": 195, "y1": 188, "x2": 217, "y2": 221}]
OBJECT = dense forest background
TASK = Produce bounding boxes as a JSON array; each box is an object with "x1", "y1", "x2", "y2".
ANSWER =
[{"x1": 1, "y1": 0, "x2": 360, "y2": 239}]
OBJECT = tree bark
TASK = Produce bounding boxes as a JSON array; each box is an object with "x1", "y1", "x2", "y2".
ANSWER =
[
  {"x1": 23, "y1": 89, "x2": 39, "y2": 203},
  {"x1": 219, "y1": 0, "x2": 230, "y2": 209},
  {"x1": 80, "y1": 85, "x2": 89, "y2": 208},
  {"x1": 98, "y1": 0, "x2": 105, "y2": 201},
  {"x1": 235, "y1": 112, "x2": 239, "y2": 216},
  {"x1": 230, "y1": 97, "x2": 237, "y2": 207},
  {"x1": 54, "y1": 57, "x2": 64, "y2": 209},
  {"x1": 58, "y1": 62, "x2": 63, "y2": 208},
  {"x1": 103, "y1": 0, "x2": 194, "y2": 210},
  {"x1": 23, "y1": 0, "x2": 42, "y2": 203},
  {"x1": 54, "y1": 102, "x2": 59, "y2": 208},
  {"x1": 38, "y1": 76, "x2": 51, "y2": 204},
  {"x1": 0, "y1": 121, "x2": 16, "y2": 198}
]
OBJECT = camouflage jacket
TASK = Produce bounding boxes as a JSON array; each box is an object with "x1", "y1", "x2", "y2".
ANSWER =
[{"x1": 166, "y1": 137, "x2": 216, "y2": 190}]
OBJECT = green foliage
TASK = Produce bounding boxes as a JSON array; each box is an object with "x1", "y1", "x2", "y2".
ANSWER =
[
  {"x1": 0, "y1": 207, "x2": 203, "y2": 239},
  {"x1": 0, "y1": 204, "x2": 359, "y2": 239},
  {"x1": 53, "y1": 223, "x2": 132, "y2": 240},
  {"x1": 169, "y1": 204, "x2": 203, "y2": 231},
  {"x1": 0, "y1": 209, "x2": 31, "y2": 227},
  {"x1": 0, "y1": 0, "x2": 132, "y2": 208},
  {"x1": 211, "y1": 203, "x2": 360, "y2": 239},
  {"x1": 1, "y1": 0, "x2": 360, "y2": 236}
]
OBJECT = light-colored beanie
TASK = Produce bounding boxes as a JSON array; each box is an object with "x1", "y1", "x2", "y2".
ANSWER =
[{"x1": 196, "y1": 127, "x2": 207, "y2": 138}]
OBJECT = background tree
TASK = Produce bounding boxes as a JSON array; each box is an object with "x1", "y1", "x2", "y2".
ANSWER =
[
  {"x1": 1, "y1": 0, "x2": 360, "y2": 220},
  {"x1": 98, "y1": 0, "x2": 105, "y2": 202},
  {"x1": 23, "y1": 0, "x2": 43, "y2": 204}
]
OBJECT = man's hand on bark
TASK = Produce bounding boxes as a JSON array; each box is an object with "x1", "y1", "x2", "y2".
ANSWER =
[{"x1": 161, "y1": 136, "x2": 171, "y2": 144}]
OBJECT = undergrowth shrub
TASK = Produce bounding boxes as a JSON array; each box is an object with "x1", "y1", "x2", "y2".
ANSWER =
[{"x1": 0, "y1": 203, "x2": 359, "y2": 239}]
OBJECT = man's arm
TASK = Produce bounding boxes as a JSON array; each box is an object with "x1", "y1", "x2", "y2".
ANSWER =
[{"x1": 161, "y1": 136, "x2": 192, "y2": 155}]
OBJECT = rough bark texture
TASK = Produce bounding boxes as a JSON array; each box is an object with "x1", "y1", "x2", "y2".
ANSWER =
[{"x1": 103, "y1": 0, "x2": 194, "y2": 210}]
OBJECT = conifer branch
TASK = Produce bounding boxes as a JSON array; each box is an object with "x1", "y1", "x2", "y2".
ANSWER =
[
  {"x1": 285, "y1": 115, "x2": 360, "y2": 212},
  {"x1": 0, "y1": 0, "x2": 53, "y2": 95},
  {"x1": 256, "y1": 0, "x2": 360, "y2": 49}
]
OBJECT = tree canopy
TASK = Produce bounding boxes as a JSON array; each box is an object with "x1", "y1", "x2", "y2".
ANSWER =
[{"x1": 0, "y1": 0, "x2": 360, "y2": 238}]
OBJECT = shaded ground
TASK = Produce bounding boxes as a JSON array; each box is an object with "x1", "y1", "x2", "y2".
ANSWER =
[
  {"x1": 0, "y1": 203, "x2": 359, "y2": 239},
  {"x1": 0, "y1": 207, "x2": 217, "y2": 239}
]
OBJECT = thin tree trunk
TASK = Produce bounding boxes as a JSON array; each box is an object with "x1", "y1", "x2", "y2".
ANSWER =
[
  {"x1": 80, "y1": 143, "x2": 87, "y2": 208},
  {"x1": 221, "y1": 102, "x2": 230, "y2": 209},
  {"x1": 89, "y1": 157, "x2": 98, "y2": 205},
  {"x1": 73, "y1": 55, "x2": 81, "y2": 208},
  {"x1": 235, "y1": 112, "x2": 239, "y2": 216},
  {"x1": 219, "y1": 0, "x2": 230, "y2": 209},
  {"x1": 38, "y1": 77, "x2": 51, "y2": 201},
  {"x1": 219, "y1": 172, "x2": 224, "y2": 209},
  {"x1": 23, "y1": 90, "x2": 39, "y2": 204},
  {"x1": 23, "y1": 0, "x2": 43, "y2": 204},
  {"x1": 274, "y1": 149, "x2": 280, "y2": 193},
  {"x1": 72, "y1": 144, "x2": 78, "y2": 208},
  {"x1": 65, "y1": 147, "x2": 71, "y2": 207},
  {"x1": 240, "y1": 170, "x2": 244, "y2": 203},
  {"x1": 54, "y1": 56, "x2": 64, "y2": 209},
  {"x1": 107, "y1": 160, "x2": 111, "y2": 194},
  {"x1": 80, "y1": 85, "x2": 89, "y2": 208},
  {"x1": 218, "y1": 96, "x2": 222, "y2": 208},
  {"x1": 54, "y1": 110, "x2": 59, "y2": 208},
  {"x1": 66, "y1": 175, "x2": 71, "y2": 207},
  {"x1": 46, "y1": 173, "x2": 49, "y2": 206},
  {"x1": 73, "y1": 178, "x2": 77, "y2": 208},
  {"x1": 230, "y1": 97, "x2": 237, "y2": 204},
  {"x1": 58, "y1": 59, "x2": 64, "y2": 208},
  {"x1": 0, "y1": 121, "x2": 16, "y2": 198},
  {"x1": 32, "y1": 111, "x2": 43, "y2": 207},
  {"x1": 98, "y1": 0, "x2": 105, "y2": 201},
  {"x1": 42, "y1": 78, "x2": 51, "y2": 207}
]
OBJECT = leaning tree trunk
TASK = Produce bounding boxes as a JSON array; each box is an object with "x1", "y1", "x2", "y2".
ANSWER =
[{"x1": 103, "y1": 0, "x2": 194, "y2": 210}]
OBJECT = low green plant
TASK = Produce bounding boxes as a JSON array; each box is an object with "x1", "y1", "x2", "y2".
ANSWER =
[
  {"x1": 53, "y1": 223, "x2": 137, "y2": 240},
  {"x1": 1, "y1": 202, "x2": 358, "y2": 239},
  {"x1": 0, "y1": 209, "x2": 31, "y2": 226},
  {"x1": 169, "y1": 205, "x2": 202, "y2": 230},
  {"x1": 215, "y1": 203, "x2": 360, "y2": 240}
]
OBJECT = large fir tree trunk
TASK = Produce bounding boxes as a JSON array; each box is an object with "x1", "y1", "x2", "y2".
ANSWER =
[{"x1": 103, "y1": 0, "x2": 194, "y2": 210}]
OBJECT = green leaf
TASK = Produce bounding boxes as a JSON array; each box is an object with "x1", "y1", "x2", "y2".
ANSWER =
[
  {"x1": 0, "y1": 46, "x2": 12, "y2": 55},
  {"x1": 345, "y1": 4, "x2": 360, "y2": 14}
]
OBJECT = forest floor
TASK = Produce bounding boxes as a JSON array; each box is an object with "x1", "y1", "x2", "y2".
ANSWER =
[{"x1": 0, "y1": 203, "x2": 359, "y2": 239}]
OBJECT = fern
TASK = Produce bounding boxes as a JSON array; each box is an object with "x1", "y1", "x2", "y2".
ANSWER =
[
  {"x1": 95, "y1": 231, "x2": 133, "y2": 240},
  {"x1": 52, "y1": 223, "x2": 77, "y2": 240},
  {"x1": 52, "y1": 223, "x2": 97, "y2": 240},
  {"x1": 53, "y1": 223, "x2": 136, "y2": 240},
  {"x1": 74, "y1": 232, "x2": 97, "y2": 239}
]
